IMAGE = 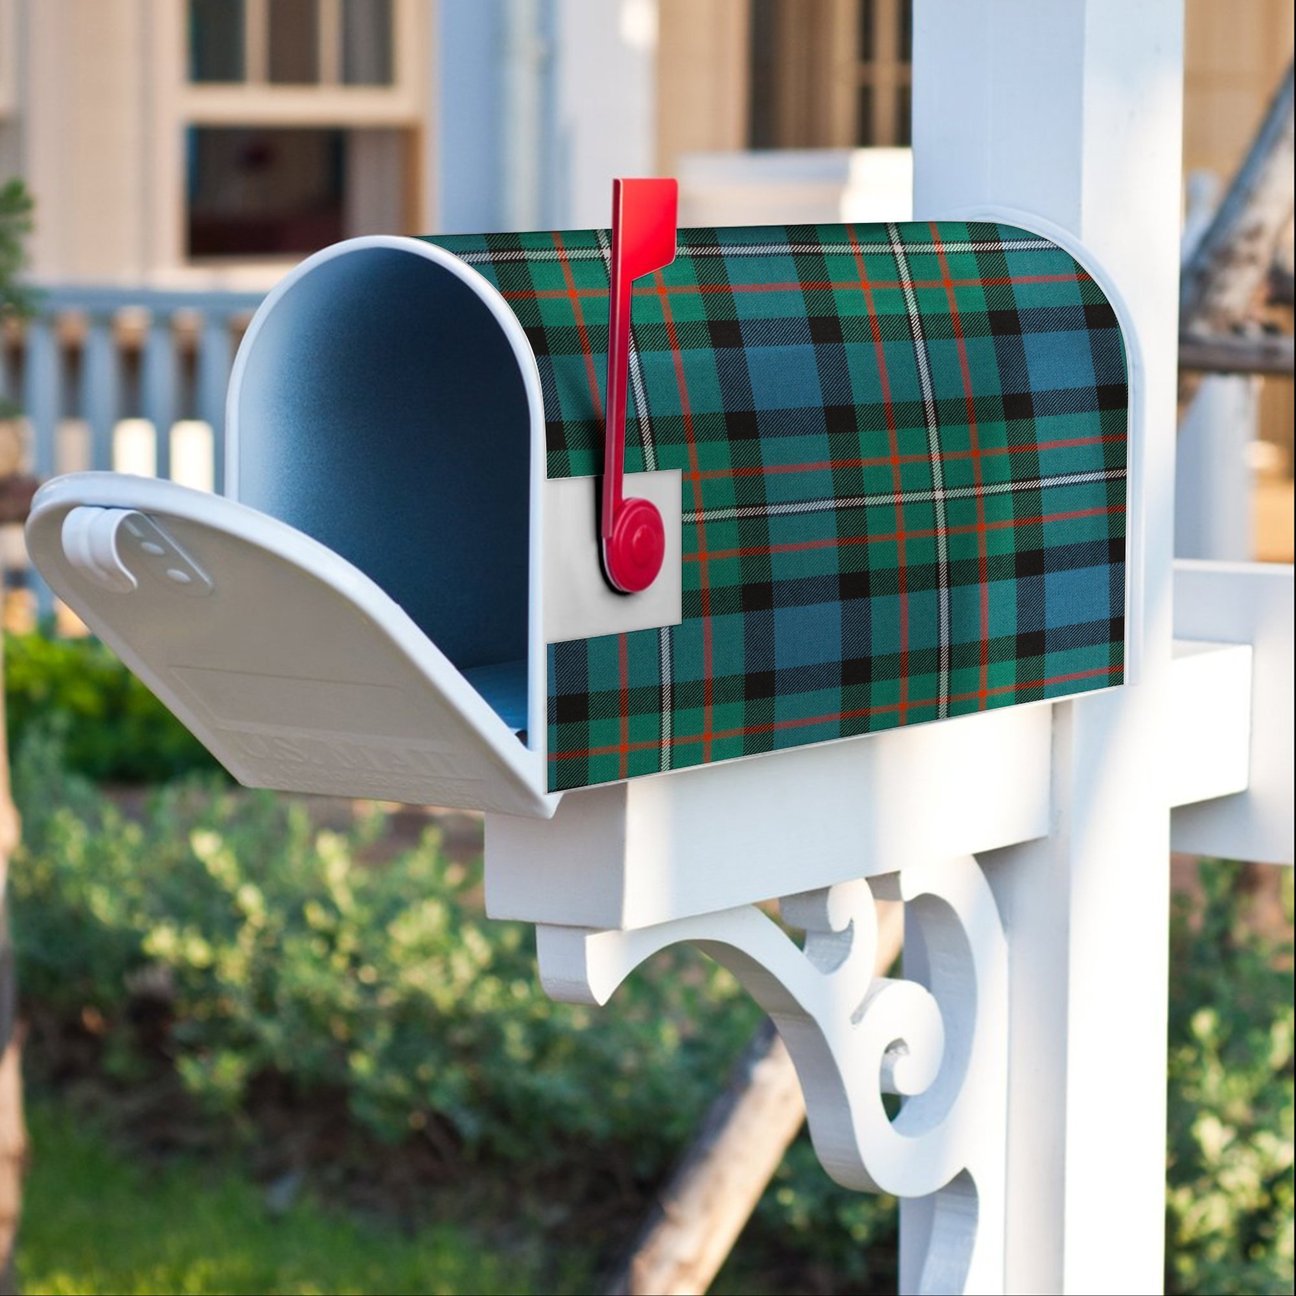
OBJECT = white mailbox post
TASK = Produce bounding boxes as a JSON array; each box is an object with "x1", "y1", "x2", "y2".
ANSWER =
[
  {"x1": 913, "y1": 6, "x2": 1291, "y2": 1292},
  {"x1": 502, "y1": 5, "x2": 1293, "y2": 1293},
  {"x1": 22, "y1": 3, "x2": 1295, "y2": 1294}
]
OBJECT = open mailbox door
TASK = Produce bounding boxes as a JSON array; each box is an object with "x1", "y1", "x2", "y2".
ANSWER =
[{"x1": 27, "y1": 473, "x2": 555, "y2": 818}]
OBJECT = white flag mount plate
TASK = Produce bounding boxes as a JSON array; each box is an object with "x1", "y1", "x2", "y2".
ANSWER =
[{"x1": 26, "y1": 473, "x2": 554, "y2": 819}]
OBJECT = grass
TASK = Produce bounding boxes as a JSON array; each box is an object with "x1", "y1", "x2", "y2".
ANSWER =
[{"x1": 17, "y1": 1102, "x2": 551, "y2": 1295}]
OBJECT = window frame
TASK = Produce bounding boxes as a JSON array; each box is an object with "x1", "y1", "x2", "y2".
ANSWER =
[
  {"x1": 853, "y1": 0, "x2": 912, "y2": 147},
  {"x1": 748, "y1": 0, "x2": 913, "y2": 150},
  {"x1": 182, "y1": 0, "x2": 421, "y2": 123},
  {"x1": 152, "y1": 0, "x2": 426, "y2": 277}
]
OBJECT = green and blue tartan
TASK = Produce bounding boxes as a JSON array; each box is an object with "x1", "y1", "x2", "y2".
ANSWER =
[{"x1": 427, "y1": 222, "x2": 1128, "y2": 794}]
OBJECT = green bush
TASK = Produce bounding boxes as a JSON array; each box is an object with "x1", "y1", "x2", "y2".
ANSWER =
[
  {"x1": 11, "y1": 726, "x2": 759, "y2": 1170},
  {"x1": 11, "y1": 723, "x2": 898, "y2": 1290},
  {"x1": 9, "y1": 724, "x2": 1292, "y2": 1293},
  {"x1": 724, "y1": 1137, "x2": 898, "y2": 1294},
  {"x1": 1166, "y1": 861, "x2": 1294, "y2": 1295},
  {"x1": 4, "y1": 631, "x2": 220, "y2": 784}
]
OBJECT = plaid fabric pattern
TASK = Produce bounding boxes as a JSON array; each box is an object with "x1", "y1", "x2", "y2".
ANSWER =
[{"x1": 426, "y1": 223, "x2": 1128, "y2": 794}]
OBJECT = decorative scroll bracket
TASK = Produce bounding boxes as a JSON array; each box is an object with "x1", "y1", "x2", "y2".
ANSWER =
[{"x1": 535, "y1": 855, "x2": 1008, "y2": 1295}]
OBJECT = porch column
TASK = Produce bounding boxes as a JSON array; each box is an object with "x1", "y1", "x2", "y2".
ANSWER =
[{"x1": 911, "y1": 4, "x2": 1184, "y2": 1291}]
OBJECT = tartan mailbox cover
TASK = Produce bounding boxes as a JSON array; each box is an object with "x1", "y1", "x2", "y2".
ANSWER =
[{"x1": 26, "y1": 218, "x2": 1129, "y2": 817}]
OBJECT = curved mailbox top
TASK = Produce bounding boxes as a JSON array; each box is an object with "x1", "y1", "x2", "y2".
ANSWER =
[{"x1": 428, "y1": 220, "x2": 1130, "y2": 794}]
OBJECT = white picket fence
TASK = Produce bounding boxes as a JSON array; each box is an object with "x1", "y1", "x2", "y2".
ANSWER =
[{"x1": 1, "y1": 285, "x2": 264, "y2": 615}]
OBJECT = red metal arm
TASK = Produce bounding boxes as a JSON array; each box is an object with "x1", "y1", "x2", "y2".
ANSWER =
[{"x1": 601, "y1": 177, "x2": 678, "y2": 593}]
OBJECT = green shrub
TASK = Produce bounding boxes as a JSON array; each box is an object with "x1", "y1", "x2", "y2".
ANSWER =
[
  {"x1": 0, "y1": 179, "x2": 36, "y2": 423},
  {"x1": 11, "y1": 726, "x2": 759, "y2": 1171},
  {"x1": 4, "y1": 630, "x2": 220, "y2": 783},
  {"x1": 1166, "y1": 861, "x2": 1294, "y2": 1296},
  {"x1": 11, "y1": 725, "x2": 899, "y2": 1289},
  {"x1": 9, "y1": 726, "x2": 1292, "y2": 1293},
  {"x1": 723, "y1": 1137, "x2": 897, "y2": 1294}
]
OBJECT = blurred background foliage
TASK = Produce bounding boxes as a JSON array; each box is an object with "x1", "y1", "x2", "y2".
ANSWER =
[
  {"x1": 1167, "y1": 861, "x2": 1294, "y2": 1294},
  {"x1": 4, "y1": 631, "x2": 219, "y2": 784},
  {"x1": 5, "y1": 629, "x2": 1293, "y2": 1294}
]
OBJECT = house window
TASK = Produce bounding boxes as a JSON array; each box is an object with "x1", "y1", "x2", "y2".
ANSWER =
[
  {"x1": 749, "y1": 0, "x2": 913, "y2": 148},
  {"x1": 187, "y1": 0, "x2": 394, "y2": 87},
  {"x1": 190, "y1": 0, "x2": 247, "y2": 82},
  {"x1": 269, "y1": 0, "x2": 321, "y2": 85},
  {"x1": 173, "y1": 0, "x2": 419, "y2": 263},
  {"x1": 342, "y1": 0, "x2": 395, "y2": 85},
  {"x1": 185, "y1": 125, "x2": 412, "y2": 259},
  {"x1": 187, "y1": 127, "x2": 344, "y2": 257}
]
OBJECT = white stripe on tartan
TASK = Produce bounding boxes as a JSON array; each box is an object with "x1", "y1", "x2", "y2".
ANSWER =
[
  {"x1": 685, "y1": 467, "x2": 1127, "y2": 523},
  {"x1": 888, "y1": 223, "x2": 951, "y2": 715},
  {"x1": 451, "y1": 238, "x2": 1055, "y2": 264},
  {"x1": 681, "y1": 240, "x2": 1056, "y2": 256},
  {"x1": 596, "y1": 228, "x2": 656, "y2": 472},
  {"x1": 658, "y1": 625, "x2": 672, "y2": 771},
  {"x1": 455, "y1": 249, "x2": 590, "y2": 263}
]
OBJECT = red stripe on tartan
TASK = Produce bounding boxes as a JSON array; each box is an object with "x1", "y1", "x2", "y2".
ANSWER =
[
  {"x1": 549, "y1": 664, "x2": 1122, "y2": 762},
  {"x1": 500, "y1": 273, "x2": 1081, "y2": 302},
  {"x1": 694, "y1": 434, "x2": 1127, "y2": 482},
  {"x1": 847, "y1": 223, "x2": 910, "y2": 724},
  {"x1": 681, "y1": 504, "x2": 1125, "y2": 563},
  {"x1": 551, "y1": 231, "x2": 604, "y2": 416},
  {"x1": 655, "y1": 267, "x2": 714, "y2": 762},
  {"x1": 617, "y1": 632, "x2": 629, "y2": 780},
  {"x1": 932, "y1": 223, "x2": 991, "y2": 709}
]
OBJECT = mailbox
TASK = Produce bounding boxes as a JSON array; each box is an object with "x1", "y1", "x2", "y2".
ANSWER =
[{"x1": 26, "y1": 198, "x2": 1129, "y2": 818}]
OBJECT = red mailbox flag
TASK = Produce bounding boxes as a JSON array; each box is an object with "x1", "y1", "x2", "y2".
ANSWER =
[{"x1": 601, "y1": 177, "x2": 678, "y2": 594}]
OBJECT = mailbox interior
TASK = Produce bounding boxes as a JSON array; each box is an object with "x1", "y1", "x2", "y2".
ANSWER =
[{"x1": 228, "y1": 239, "x2": 541, "y2": 740}]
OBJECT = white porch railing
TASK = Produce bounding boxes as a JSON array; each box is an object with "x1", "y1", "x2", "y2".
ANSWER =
[{"x1": 1, "y1": 284, "x2": 265, "y2": 617}]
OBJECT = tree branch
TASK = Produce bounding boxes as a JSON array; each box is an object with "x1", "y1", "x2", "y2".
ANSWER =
[
  {"x1": 1179, "y1": 331, "x2": 1295, "y2": 377},
  {"x1": 1180, "y1": 62, "x2": 1294, "y2": 335},
  {"x1": 606, "y1": 903, "x2": 905, "y2": 1296}
]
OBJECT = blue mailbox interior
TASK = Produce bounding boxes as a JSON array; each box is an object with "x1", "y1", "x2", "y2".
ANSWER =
[{"x1": 232, "y1": 244, "x2": 533, "y2": 733}]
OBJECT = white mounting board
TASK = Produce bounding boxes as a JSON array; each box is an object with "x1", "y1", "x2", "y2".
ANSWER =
[
  {"x1": 485, "y1": 700, "x2": 1053, "y2": 929},
  {"x1": 1171, "y1": 560, "x2": 1294, "y2": 865},
  {"x1": 542, "y1": 472, "x2": 683, "y2": 643}
]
